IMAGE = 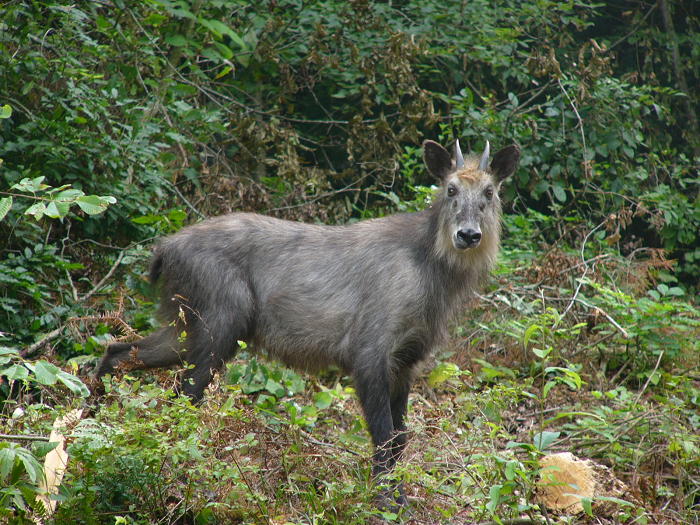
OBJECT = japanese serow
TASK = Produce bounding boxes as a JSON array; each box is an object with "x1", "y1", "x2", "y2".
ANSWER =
[{"x1": 96, "y1": 139, "x2": 520, "y2": 506}]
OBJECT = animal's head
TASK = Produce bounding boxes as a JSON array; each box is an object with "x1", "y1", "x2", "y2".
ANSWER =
[{"x1": 423, "y1": 139, "x2": 520, "y2": 253}]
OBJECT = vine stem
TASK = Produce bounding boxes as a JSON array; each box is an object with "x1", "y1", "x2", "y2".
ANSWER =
[{"x1": 557, "y1": 77, "x2": 590, "y2": 178}]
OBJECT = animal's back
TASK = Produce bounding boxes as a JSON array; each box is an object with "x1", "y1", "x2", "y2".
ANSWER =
[{"x1": 153, "y1": 211, "x2": 444, "y2": 373}]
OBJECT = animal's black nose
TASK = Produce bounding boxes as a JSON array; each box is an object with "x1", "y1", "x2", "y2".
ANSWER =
[{"x1": 457, "y1": 229, "x2": 482, "y2": 246}]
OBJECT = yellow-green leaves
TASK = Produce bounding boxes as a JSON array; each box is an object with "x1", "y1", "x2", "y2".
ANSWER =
[{"x1": 0, "y1": 177, "x2": 116, "y2": 221}]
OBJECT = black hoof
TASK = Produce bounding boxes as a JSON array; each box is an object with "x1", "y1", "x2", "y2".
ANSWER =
[{"x1": 375, "y1": 482, "x2": 409, "y2": 513}]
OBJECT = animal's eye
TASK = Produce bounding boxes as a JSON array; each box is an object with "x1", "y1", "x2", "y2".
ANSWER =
[
  {"x1": 447, "y1": 185, "x2": 457, "y2": 197},
  {"x1": 484, "y1": 187, "x2": 494, "y2": 200}
]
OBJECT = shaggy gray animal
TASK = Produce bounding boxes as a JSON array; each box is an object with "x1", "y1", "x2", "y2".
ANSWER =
[{"x1": 96, "y1": 138, "x2": 520, "y2": 506}]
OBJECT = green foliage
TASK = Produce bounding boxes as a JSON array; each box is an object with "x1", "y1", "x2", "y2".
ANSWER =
[
  {"x1": 0, "y1": 0, "x2": 698, "y2": 522},
  {"x1": 60, "y1": 383, "x2": 228, "y2": 523},
  {"x1": 1, "y1": 0, "x2": 698, "y2": 353},
  {"x1": 579, "y1": 276, "x2": 699, "y2": 380},
  {"x1": 0, "y1": 347, "x2": 89, "y2": 399},
  {"x1": 0, "y1": 347, "x2": 89, "y2": 520},
  {"x1": 0, "y1": 176, "x2": 116, "y2": 222},
  {"x1": 0, "y1": 441, "x2": 46, "y2": 517}
]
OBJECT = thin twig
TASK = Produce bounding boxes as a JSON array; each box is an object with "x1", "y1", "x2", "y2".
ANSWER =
[
  {"x1": 557, "y1": 77, "x2": 588, "y2": 176},
  {"x1": 299, "y1": 428, "x2": 361, "y2": 456},
  {"x1": 557, "y1": 253, "x2": 611, "y2": 275},
  {"x1": 608, "y1": 4, "x2": 657, "y2": 50},
  {"x1": 79, "y1": 251, "x2": 125, "y2": 303},
  {"x1": 634, "y1": 351, "x2": 664, "y2": 406},
  {"x1": 0, "y1": 433, "x2": 50, "y2": 442},
  {"x1": 266, "y1": 174, "x2": 372, "y2": 213},
  {"x1": 65, "y1": 268, "x2": 79, "y2": 302},
  {"x1": 477, "y1": 518, "x2": 534, "y2": 525},
  {"x1": 164, "y1": 180, "x2": 206, "y2": 220},
  {"x1": 560, "y1": 221, "x2": 605, "y2": 320},
  {"x1": 575, "y1": 298, "x2": 629, "y2": 339}
]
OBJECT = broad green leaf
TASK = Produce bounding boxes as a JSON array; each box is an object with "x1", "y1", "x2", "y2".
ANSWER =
[
  {"x1": 95, "y1": 14, "x2": 110, "y2": 30},
  {"x1": 581, "y1": 496, "x2": 593, "y2": 516},
  {"x1": 75, "y1": 195, "x2": 109, "y2": 215},
  {"x1": 56, "y1": 370, "x2": 90, "y2": 397},
  {"x1": 0, "y1": 104, "x2": 12, "y2": 118},
  {"x1": 523, "y1": 323, "x2": 541, "y2": 349},
  {"x1": 24, "y1": 201, "x2": 46, "y2": 220},
  {"x1": 0, "y1": 347, "x2": 20, "y2": 356},
  {"x1": 202, "y1": 46, "x2": 224, "y2": 63},
  {"x1": 45, "y1": 200, "x2": 70, "y2": 218},
  {"x1": 2, "y1": 363, "x2": 29, "y2": 381},
  {"x1": 552, "y1": 184, "x2": 567, "y2": 203},
  {"x1": 31, "y1": 360, "x2": 60, "y2": 385},
  {"x1": 427, "y1": 362, "x2": 461, "y2": 387},
  {"x1": 31, "y1": 441, "x2": 59, "y2": 458},
  {"x1": 54, "y1": 188, "x2": 84, "y2": 201},
  {"x1": 213, "y1": 42, "x2": 234, "y2": 60},
  {"x1": 165, "y1": 34, "x2": 188, "y2": 47},
  {"x1": 264, "y1": 378, "x2": 286, "y2": 398},
  {"x1": 504, "y1": 459, "x2": 519, "y2": 480},
  {"x1": 533, "y1": 430, "x2": 560, "y2": 451},
  {"x1": 472, "y1": 358, "x2": 516, "y2": 379},
  {"x1": 131, "y1": 214, "x2": 162, "y2": 224},
  {"x1": 545, "y1": 366, "x2": 583, "y2": 389},
  {"x1": 314, "y1": 391, "x2": 333, "y2": 410},
  {"x1": 596, "y1": 495, "x2": 635, "y2": 507},
  {"x1": 532, "y1": 347, "x2": 550, "y2": 359},
  {"x1": 12, "y1": 176, "x2": 47, "y2": 192},
  {"x1": 143, "y1": 12, "x2": 167, "y2": 26},
  {"x1": 486, "y1": 484, "x2": 502, "y2": 512},
  {"x1": 16, "y1": 447, "x2": 44, "y2": 484},
  {"x1": 542, "y1": 379, "x2": 556, "y2": 399},
  {"x1": 199, "y1": 19, "x2": 246, "y2": 48},
  {"x1": 0, "y1": 196, "x2": 12, "y2": 221},
  {"x1": 0, "y1": 444, "x2": 16, "y2": 480}
]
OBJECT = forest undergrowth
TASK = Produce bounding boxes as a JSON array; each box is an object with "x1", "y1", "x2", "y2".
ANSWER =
[{"x1": 2, "y1": 213, "x2": 698, "y2": 524}]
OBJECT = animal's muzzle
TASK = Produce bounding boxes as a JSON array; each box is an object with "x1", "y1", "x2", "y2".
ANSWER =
[{"x1": 455, "y1": 228, "x2": 482, "y2": 249}]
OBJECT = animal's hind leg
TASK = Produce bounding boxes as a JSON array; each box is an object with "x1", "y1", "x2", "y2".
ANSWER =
[{"x1": 95, "y1": 326, "x2": 183, "y2": 377}]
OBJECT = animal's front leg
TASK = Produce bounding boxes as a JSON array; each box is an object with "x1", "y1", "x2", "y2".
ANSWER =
[
  {"x1": 353, "y1": 364, "x2": 407, "y2": 508},
  {"x1": 388, "y1": 377, "x2": 412, "y2": 506}
]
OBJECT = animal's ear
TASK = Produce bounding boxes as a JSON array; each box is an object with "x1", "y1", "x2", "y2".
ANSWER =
[
  {"x1": 490, "y1": 144, "x2": 520, "y2": 182},
  {"x1": 423, "y1": 140, "x2": 453, "y2": 179}
]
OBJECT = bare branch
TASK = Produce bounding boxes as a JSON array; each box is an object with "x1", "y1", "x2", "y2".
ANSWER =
[
  {"x1": 80, "y1": 250, "x2": 126, "y2": 303},
  {"x1": 0, "y1": 433, "x2": 50, "y2": 442}
]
